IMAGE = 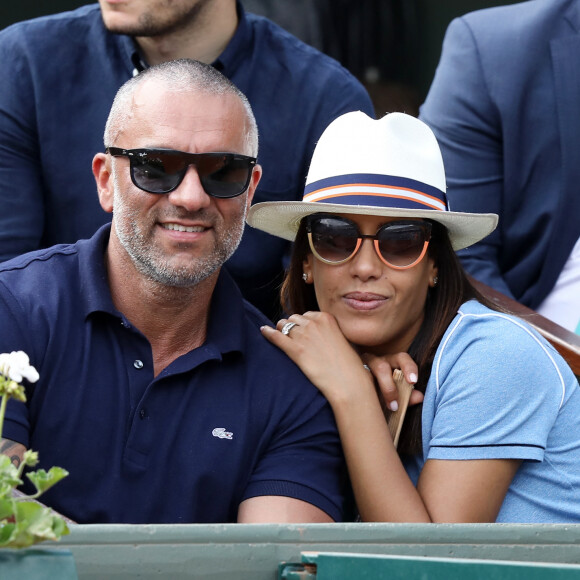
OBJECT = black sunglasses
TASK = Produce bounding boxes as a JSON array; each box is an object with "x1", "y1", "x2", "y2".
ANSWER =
[
  {"x1": 106, "y1": 147, "x2": 257, "y2": 198},
  {"x1": 306, "y1": 214, "x2": 432, "y2": 269}
]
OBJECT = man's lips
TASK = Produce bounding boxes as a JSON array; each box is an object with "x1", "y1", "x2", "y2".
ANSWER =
[
  {"x1": 161, "y1": 222, "x2": 207, "y2": 233},
  {"x1": 158, "y1": 222, "x2": 213, "y2": 244},
  {"x1": 342, "y1": 292, "x2": 389, "y2": 310}
]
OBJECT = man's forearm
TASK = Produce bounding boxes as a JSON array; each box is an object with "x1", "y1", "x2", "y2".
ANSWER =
[{"x1": 0, "y1": 437, "x2": 26, "y2": 468}]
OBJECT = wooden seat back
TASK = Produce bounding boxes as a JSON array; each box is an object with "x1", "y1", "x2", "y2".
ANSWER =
[{"x1": 469, "y1": 277, "x2": 580, "y2": 376}]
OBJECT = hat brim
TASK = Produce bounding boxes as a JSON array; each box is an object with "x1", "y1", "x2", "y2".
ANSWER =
[{"x1": 247, "y1": 201, "x2": 498, "y2": 251}]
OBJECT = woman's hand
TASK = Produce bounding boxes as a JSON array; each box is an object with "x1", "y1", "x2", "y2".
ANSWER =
[
  {"x1": 361, "y1": 352, "x2": 424, "y2": 412},
  {"x1": 261, "y1": 312, "x2": 376, "y2": 406},
  {"x1": 262, "y1": 313, "x2": 424, "y2": 411}
]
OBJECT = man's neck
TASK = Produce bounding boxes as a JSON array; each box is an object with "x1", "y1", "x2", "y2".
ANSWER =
[
  {"x1": 105, "y1": 239, "x2": 219, "y2": 377},
  {"x1": 135, "y1": 0, "x2": 238, "y2": 66}
]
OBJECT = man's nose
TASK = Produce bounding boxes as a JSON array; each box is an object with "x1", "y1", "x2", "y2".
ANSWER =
[{"x1": 166, "y1": 165, "x2": 211, "y2": 211}]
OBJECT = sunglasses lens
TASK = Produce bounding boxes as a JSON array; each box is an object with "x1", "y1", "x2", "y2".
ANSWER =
[
  {"x1": 129, "y1": 152, "x2": 253, "y2": 196},
  {"x1": 377, "y1": 223, "x2": 429, "y2": 267},
  {"x1": 309, "y1": 217, "x2": 359, "y2": 263},
  {"x1": 198, "y1": 155, "x2": 253, "y2": 198},
  {"x1": 131, "y1": 153, "x2": 185, "y2": 194}
]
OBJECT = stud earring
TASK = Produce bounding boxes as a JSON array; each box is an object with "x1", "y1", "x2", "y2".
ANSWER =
[
  {"x1": 432, "y1": 276, "x2": 439, "y2": 287},
  {"x1": 302, "y1": 273, "x2": 309, "y2": 282}
]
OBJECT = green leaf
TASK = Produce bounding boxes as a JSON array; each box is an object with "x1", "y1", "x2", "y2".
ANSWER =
[
  {"x1": 0, "y1": 457, "x2": 22, "y2": 498},
  {"x1": 0, "y1": 501, "x2": 70, "y2": 548},
  {"x1": 0, "y1": 522, "x2": 16, "y2": 546},
  {"x1": 26, "y1": 467, "x2": 69, "y2": 495},
  {"x1": 0, "y1": 497, "x2": 16, "y2": 520}
]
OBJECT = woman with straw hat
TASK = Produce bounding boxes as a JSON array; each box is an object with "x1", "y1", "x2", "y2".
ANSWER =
[{"x1": 247, "y1": 112, "x2": 580, "y2": 522}]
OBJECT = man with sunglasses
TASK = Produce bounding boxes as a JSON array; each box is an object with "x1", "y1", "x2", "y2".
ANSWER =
[
  {"x1": 0, "y1": 59, "x2": 346, "y2": 525},
  {"x1": 0, "y1": 0, "x2": 374, "y2": 321}
]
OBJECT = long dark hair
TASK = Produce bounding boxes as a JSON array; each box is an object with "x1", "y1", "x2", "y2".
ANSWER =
[{"x1": 281, "y1": 217, "x2": 497, "y2": 455}]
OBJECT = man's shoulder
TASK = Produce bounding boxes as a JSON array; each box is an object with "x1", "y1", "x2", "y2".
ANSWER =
[
  {"x1": 0, "y1": 243, "x2": 79, "y2": 274},
  {"x1": 243, "y1": 10, "x2": 366, "y2": 89},
  {"x1": 239, "y1": 300, "x2": 282, "y2": 357},
  {"x1": 0, "y1": 4, "x2": 121, "y2": 68},
  {"x1": 0, "y1": 229, "x2": 110, "y2": 338},
  {"x1": 0, "y1": 244, "x2": 83, "y2": 301},
  {"x1": 456, "y1": 0, "x2": 573, "y2": 41},
  {"x1": 1, "y1": 4, "x2": 102, "y2": 38},
  {"x1": 0, "y1": 231, "x2": 103, "y2": 302},
  {"x1": 239, "y1": 301, "x2": 312, "y2": 378}
]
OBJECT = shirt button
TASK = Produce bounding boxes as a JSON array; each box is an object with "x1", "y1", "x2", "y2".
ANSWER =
[
  {"x1": 139, "y1": 409, "x2": 146, "y2": 419},
  {"x1": 133, "y1": 360, "x2": 144, "y2": 369}
]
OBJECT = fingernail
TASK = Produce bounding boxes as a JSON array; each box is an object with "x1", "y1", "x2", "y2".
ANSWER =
[
  {"x1": 389, "y1": 400, "x2": 399, "y2": 412},
  {"x1": 409, "y1": 373, "x2": 418, "y2": 384}
]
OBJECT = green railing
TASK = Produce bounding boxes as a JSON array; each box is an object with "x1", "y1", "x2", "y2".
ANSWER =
[{"x1": 49, "y1": 522, "x2": 580, "y2": 579}]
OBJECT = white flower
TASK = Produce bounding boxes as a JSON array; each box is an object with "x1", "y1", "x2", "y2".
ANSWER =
[{"x1": 0, "y1": 351, "x2": 39, "y2": 384}]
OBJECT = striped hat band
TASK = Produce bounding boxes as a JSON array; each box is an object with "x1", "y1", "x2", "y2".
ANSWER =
[{"x1": 303, "y1": 173, "x2": 448, "y2": 212}]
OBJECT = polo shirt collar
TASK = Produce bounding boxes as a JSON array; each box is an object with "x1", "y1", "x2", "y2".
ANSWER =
[
  {"x1": 78, "y1": 224, "x2": 245, "y2": 357},
  {"x1": 116, "y1": 33, "x2": 145, "y2": 76},
  {"x1": 78, "y1": 224, "x2": 118, "y2": 317}
]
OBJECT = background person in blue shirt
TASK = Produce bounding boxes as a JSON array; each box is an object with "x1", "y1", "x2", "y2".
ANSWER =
[
  {"x1": 0, "y1": 59, "x2": 346, "y2": 524},
  {"x1": 0, "y1": 0, "x2": 374, "y2": 321},
  {"x1": 418, "y1": 0, "x2": 580, "y2": 333}
]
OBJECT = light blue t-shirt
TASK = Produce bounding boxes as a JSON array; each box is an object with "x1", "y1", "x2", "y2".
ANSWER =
[{"x1": 405, "y1": 300, "x2": 580, "y2": 522}]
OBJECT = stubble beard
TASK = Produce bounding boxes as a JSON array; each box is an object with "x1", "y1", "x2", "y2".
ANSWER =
[
  {"x1": 103, "y1": 0, "x2": 211, "y2": 38},
  {"x1": 112, "y1": 177, "x2": 246, "y2": 288}
]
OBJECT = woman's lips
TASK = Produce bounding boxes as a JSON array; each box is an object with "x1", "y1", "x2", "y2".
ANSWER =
[{"x1": 342, "y1": 292, "x2": 389, "y2": 311}]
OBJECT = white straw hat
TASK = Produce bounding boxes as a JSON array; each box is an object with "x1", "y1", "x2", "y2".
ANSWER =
[{"x1": 247, "y1": 111, "x2": 498, "y2": 250}]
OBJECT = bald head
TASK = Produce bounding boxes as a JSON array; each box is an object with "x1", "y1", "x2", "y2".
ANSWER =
[{"x1": 104, "y1": 58, "x2": 258, "y2": 156}]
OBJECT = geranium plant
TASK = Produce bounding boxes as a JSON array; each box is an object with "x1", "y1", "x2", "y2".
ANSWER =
[{"x1": 0, "y1": 351, "x2": 70, "y2": 548}]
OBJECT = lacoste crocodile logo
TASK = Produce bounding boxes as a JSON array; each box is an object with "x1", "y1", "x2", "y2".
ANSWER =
[{"x1": 212, "y1": 427, "x2": 233, "y2": 440}]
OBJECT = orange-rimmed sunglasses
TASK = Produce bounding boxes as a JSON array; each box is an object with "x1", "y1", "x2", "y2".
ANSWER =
[{"x1": 306, "y1": 214, "x2": 431, "y2": 269}]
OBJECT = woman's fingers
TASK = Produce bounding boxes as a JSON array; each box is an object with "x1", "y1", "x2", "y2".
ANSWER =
[
  {"x1": 263, "y1": 312, "x2": 375, "y2": 404},
  {"x1": 364, "y1": 356, "x2": 398, "y2": 411},
  {"x1": 384, "y1": 352, "x2": 418, "y2": 385},
  {"x1": 362, "y1": 352, "x2": 422, "y2": 411},
  {"x1": 410, "y1": 389, "x2": 425, "y2": 406}
]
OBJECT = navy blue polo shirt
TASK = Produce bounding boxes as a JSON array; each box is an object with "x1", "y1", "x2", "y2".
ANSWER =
[
  {"x1": 0, "y1": 225, "x2": 345, "y2": 523},
  {"x1": 0, "y1": 2, "x2": 374, "y2": 318}
]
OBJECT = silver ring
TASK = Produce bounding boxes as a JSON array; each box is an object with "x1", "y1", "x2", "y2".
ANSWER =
[{"x1": 281, "y1": 322, "x2": 298, "y2": 336}]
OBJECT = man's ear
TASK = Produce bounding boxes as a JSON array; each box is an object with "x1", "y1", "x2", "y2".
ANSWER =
[
  {"x1": 93, "y1": 152, "x2": 114, "y2": 213},
  {"x1": 245, "y1": 164, "x2": 262, "y2": 209}
]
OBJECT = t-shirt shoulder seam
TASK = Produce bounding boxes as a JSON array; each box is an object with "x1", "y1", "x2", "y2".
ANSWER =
[
  {"x1": 437, "y1": 306, "x2": 567, "y2": 407},
  {"x1": 0, "y1": 246, "x2": 78, "y2": 274}
]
